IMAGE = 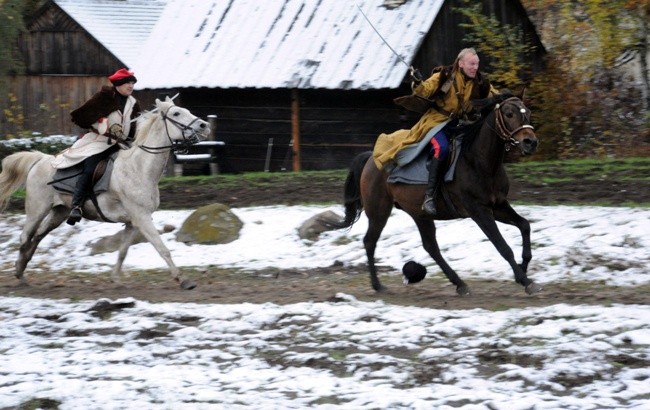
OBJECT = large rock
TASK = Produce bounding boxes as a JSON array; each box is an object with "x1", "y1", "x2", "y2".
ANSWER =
[
  {"x1": 297, "y1": 210, "x2": 342, "y2": 241},
  {"x1": 175, "y1": 203, "x2": 243, "y2": 245}
]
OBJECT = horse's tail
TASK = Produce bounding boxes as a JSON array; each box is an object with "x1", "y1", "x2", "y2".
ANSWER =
[
  {"x1": 0, "y1": 151, "x2": 47, "y2": 212},
  {"x1": 329, "y1": 151, "x2": 372, "y2": 229}
]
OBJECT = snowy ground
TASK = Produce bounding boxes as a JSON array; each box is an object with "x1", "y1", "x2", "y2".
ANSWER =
[
  {"x1": 1, "y1": 205, "x2": 648, "y2": 286},
  {"x1": 1, "y1": 205, "x2": 649, "y2": 409}
]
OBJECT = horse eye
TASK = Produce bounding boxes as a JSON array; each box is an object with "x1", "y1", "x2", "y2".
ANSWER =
[
  {"x1": 173, "y1": 111, "x2": 180, "y2": 117},
  {"x1": 506, "y1": 112, "x2": 514, "y2": 118}
]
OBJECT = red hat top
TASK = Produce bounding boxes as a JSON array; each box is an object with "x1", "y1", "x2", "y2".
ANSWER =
[{"x1": 108, "y1": 68, "x2": 137, "y2": 86}]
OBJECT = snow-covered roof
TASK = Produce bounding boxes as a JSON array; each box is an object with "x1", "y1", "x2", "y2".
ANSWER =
[
  {"x1": 54, "y1": 0, "x2": 168, "y2": 68},
  {"x1": 132, "y1": 0, "x2": 444, "y2": 90}
]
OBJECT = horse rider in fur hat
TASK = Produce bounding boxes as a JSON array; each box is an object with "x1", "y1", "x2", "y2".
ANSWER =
[
  {"x1": 51, "y1": 68, "x2": 142, "y2": 225},
  {"x1": 373, "y1": 48, "x2": 499, "y2": 215}
]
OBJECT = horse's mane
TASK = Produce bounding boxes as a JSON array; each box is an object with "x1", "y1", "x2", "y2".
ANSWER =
[
  {"x1": 133, "y1": 111, "x2": 159, "y2": 144},
  {"x1": 459, "y1": 91, "x2": 515, "y2": 151}
]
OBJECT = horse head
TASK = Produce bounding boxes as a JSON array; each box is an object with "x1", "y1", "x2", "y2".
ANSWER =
[
  {"x1": 155, "y1": 97, "x2": 211, "y2": 148},
  {"x1": 493, "y1": 93, "x2": 538, "y2": 155}
]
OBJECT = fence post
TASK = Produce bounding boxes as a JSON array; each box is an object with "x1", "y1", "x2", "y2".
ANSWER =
[
  {"x1": 265, "y1": 138, "x2": 274, "y2": 172},
  {"x1": 291, "y1": 89, "x2": 301, "y2": 172},
  {"x1": 207, "y1": 114, "x2": 219, "y2": 175}
]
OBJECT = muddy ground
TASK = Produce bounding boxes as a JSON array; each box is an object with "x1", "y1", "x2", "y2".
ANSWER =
[{"x1": 2, "y1": 172, "x2": 649, "y2": 309}]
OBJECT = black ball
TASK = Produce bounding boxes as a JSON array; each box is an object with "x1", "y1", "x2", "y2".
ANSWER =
[{"x1": 402, "y1": 261, "x2": 427, "y2": 284}]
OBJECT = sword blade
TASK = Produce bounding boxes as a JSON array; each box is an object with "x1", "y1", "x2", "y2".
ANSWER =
[{"x1": 355, "y1": 3, "x2": 411, "y2": 69}]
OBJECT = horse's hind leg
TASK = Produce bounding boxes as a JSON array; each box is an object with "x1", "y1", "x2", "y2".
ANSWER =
[
  {"x1": 413, "y1": 218, "x2": 470, "y2": 296},
  {"x1": 16, "y1": 206, "x2": 68, "y2": 285},
  {"x1": 364, "y1": 215, "x2": 389, "y2": 292},
  {"x1": 362, "y1": 196, "x2": 394, "y2": 292},
  {"x1": 110, "y1": 223, "x2": 139, "y2": 285},
  {"x1": 16, "y1": 234, "x2": 37, "y2": 285}
]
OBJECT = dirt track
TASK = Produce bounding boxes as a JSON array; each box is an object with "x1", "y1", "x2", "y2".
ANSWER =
[
  {"x1": 4, "y1": 266, "x2": 650, "y2": 310},
  {"x1": 2, "y1": 171, "x2": 649, "y2": 309}
]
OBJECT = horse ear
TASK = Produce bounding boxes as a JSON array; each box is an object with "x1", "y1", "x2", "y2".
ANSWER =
[
  {"x1": 154, "y1": 98, "x2": 173, "y2": 115},
  {"x1": 154, "y1": 98, "x2": 166, "y2": 113},
  {"x1": 516, "y1": 86, "x2": 526, "y2": 100},
  {"x1": 471, "y1": 96, "x2": 491, "y2": 113},
  {"x1": 165, "y1": 96, "x2": 173, "y2": 103}
]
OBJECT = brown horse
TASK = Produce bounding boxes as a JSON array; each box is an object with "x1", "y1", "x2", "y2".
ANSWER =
[{"x1": 334, "y1": 91, "x2": 542, "y2": 296}]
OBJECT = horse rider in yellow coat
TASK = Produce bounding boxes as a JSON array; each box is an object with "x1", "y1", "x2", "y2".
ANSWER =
[{"x1": 373, "y1": 48, "x2": 499, "y2": 215}]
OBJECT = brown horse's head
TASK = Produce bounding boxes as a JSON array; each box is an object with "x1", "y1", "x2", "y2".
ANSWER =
[{"x1": 494, "y1": 94, "x2": 538, "y2": 155}]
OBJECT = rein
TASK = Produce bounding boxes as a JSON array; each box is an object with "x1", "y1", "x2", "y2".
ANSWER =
[
  {"x1": 138, "y1": 110, "x2": 203, "y2": 154},
  {"x1": 492, "y1": 97, "x2": 534, "y2": 151}
]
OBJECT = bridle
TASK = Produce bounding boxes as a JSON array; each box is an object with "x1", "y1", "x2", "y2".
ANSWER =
[
  {"x1": 138, "y1": 108, "x2": 205, "y2": 154},
  {"x1": 493, "y1": 97, "x2": 535, "y2": 151}
]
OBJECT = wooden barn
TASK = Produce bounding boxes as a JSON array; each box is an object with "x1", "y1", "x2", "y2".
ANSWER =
[
  {"x1": 3, "y1": 0, "x2": 166, "y2": 137},
  {"x1": 6, "y1": 0, "x2": 545, "y2": 173}
]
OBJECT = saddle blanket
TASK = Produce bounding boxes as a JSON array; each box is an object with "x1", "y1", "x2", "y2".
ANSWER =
[
  {"x1": 48, "y1": 152, "x2": 117, "y2": 195},
  {"x1": 387, "y1": 136, "x2": 462, "y2": 185}
]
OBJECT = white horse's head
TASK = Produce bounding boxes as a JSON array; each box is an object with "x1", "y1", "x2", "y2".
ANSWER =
[{"x1": 155, "y1": 97, "x2": 211, "y2": 146}]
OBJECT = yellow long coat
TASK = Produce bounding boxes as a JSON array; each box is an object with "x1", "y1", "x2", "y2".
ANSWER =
[{"x1": 373, "y1": 70, "x2": 496, "y2": 170}]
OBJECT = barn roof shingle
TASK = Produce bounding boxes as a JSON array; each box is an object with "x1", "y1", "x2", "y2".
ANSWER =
[{"x1": 132, "y1": 0, "x2": 444, "y2": 90}]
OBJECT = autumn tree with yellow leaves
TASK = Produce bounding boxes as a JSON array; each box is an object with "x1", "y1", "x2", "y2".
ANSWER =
[{"x1": 459, "y1": 0, "x2": 649, "y2": 158}]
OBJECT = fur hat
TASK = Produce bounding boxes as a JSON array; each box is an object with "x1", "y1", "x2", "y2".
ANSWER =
[
  {"x1": 402, "y1": 261, "x2": 427, "y2": 284},
  {"x1": 108, "y1": 68, "x2": 137, "y2": 86}
]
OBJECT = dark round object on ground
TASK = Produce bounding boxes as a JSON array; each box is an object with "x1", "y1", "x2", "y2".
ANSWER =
[{"x1": 402, "y1": 261, "x2": 427, "y2": 284}]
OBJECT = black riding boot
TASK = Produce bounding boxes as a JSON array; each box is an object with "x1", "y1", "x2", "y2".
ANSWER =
[
  {"x1": 67, "y1": 171, "x2": 91, "y2": 225},
  {"x1": 422, "y1": 157, "x2": 441, "y2": 215}
]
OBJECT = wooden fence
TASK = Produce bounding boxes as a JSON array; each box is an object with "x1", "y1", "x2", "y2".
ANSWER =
[{"x1": 1, "y1": 75, "x2": 107, "y2": 137}]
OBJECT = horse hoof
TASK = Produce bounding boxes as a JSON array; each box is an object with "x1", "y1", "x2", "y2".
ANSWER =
[
  {"x1": 525, "y1": 282, "x2": 543, "y2": 295},
  {"x1": 456, "y1": 285, "x2": 471, "y2": 296},
  {"x1": 373, "y1": 284, "x2": 387, "y2": 293},
  {"x1": 180, "y1": 279, "x2": 197, "y2": 290}
]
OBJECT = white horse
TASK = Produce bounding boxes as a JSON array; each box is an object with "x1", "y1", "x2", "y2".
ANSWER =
[{"x1": 0, "y1": 97, "x2": 210, "y2": 289}]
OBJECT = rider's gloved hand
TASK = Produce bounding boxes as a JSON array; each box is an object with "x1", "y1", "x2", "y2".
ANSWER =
[{"x1": 108, "y1": 123, "x2": 124, "y2": 139}]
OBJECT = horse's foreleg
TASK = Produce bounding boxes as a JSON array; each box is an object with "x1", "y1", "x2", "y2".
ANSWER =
[
  {"x1": 468, "y1": 205, "x2": 541, "y2": 295},
  {"x1": 493, "y1": 202, "x2": 532, "y2": 273},
  {"x1": 110, "y1": 223, "x2": 139, "y2": 284},
  {"x1": 414, "y1": 218, "x2": 470, "y2": 296},
  {"x1": 130, "y1": 214, "x2": 196, "y2": 290}
]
